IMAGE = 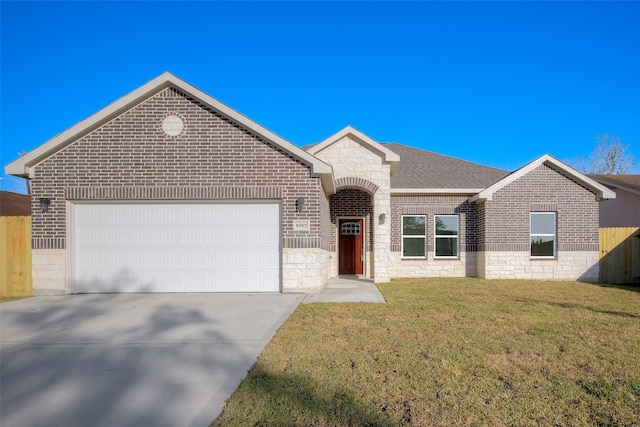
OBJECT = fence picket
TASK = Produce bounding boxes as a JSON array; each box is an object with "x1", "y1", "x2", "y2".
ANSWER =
[{"x1": 1, "y1": 216, "x2": 32, "y2": 296}]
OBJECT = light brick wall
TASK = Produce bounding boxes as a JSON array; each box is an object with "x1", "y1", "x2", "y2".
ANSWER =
[
  {"x1": 31, "y1": 249, "x2": 66, "y2": 295},
  {"x1": 481, "y1": 251, "x2": 599, "y2": 281},
  {"x1": 390, "y1": 252, "x2": 477, "y2": 277},
  {"x1": 30, "y1": 86, "x2": 331, "y2": 293},
  {"x1": 282, "y1": 248, "x2": 331, "y2": 292}
]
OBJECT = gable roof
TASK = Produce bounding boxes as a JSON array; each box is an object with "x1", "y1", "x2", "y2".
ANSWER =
[
  {"x1": 307, "y1": 126, "x2": 400, "y2": 173},
  {"x1": 589, "y1": 174, "x2": 640, "y2": 196},
  {"x1": 5, "y1": 72, "x2": 335, "y2": 193},
  {"x1": 385, "y1": 143, "x2": 509, "y2": 193},
  {"x1": 470, "y1": 154, "x2": 616, "y2": 202}
]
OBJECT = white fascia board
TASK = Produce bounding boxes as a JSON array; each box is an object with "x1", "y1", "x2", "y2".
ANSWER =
[
  {"x1": 6, "y1": 72, "x2": 177, "y2": 177},
  {"x1": 309, "y1": 125, "x2": 401, "y2": 167},
  {"x1": 391, "y1": 188, "x2": 484, "y2": 195},
  {"x1": 5, "y1": 72, "x2": 334, "y2": 182},
  {"x1": 470, "y1": 154, "x2": 617, "y2": 203}
]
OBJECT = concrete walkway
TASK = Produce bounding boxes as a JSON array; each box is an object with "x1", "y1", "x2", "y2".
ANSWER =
[{"x1": 302, "y1": 276, "x2": 386, "y2": 304}]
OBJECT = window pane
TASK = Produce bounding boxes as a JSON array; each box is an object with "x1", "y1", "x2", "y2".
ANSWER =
[
  {"x1": 531, "y1": 236, "x2": 554, "y2": 256},
  {"x1": 435, "y1": 237, "x2": 458, "y2": 257},
  {"x1": 403, "y1": 237, "x2": 425, "y2": 257},
  {"x1": 531, "y1": 213, "x2": 555, "y2": 234},
  {"x1": 403, "y1": 216, "x2": 425, "y2": 236},
  {"x1": 435, "y1": 216, "x2": 458, "y2": 236}
]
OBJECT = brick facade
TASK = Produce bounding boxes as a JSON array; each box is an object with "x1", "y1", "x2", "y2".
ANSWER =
[
  {"x1": 13, "y1": 75, "x2": 608, "y2": 292},
  {"x1": 478, "y1": 163, "x2": 600, "y2": 280},
  {"x1": 329, "y1": 189, "x2": 374, "y2": 252},
  {"x1": 390, "y1": 195, "x2": 477, "y2": 254},
  {"x1": 31, "y1": 87, "x2": 329, "y2": 251},
  {"x1": 482, "y1": 163, "x2": 599, "y2": 252}
]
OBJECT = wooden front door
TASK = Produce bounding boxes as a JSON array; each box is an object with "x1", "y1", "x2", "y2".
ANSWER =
[{"x1": 339, "y1": 219, "x2": 363, "y2": 275}]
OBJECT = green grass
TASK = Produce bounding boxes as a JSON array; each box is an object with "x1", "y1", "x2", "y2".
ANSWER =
[{"x1": 212, "y1": 278, "x2": 640, "y2": 426}]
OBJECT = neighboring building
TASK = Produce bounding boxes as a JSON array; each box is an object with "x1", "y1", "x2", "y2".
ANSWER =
[
  {"x1": 589, "y1": 175, "x2": 640, "y2": 227},
  {"x1": 0, "y1": 191, "x2": 31, "y2": 216},
  {"x1": 4, "y1": 73, "x2": 615, "y2": 295}
]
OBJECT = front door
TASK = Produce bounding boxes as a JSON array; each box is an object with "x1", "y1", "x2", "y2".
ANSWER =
[{"x1": 339, "y1": 219, "x2": 364, "y2": 275}]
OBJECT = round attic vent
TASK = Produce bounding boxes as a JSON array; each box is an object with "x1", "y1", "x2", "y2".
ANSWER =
[{"x1": 161, "y1": 114, "x2": 185, "y2": 137}]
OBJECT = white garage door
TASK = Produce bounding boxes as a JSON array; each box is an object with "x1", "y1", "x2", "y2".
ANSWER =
[{"x1": 72, "y1": 203, "x2": 280, "y2": 293}]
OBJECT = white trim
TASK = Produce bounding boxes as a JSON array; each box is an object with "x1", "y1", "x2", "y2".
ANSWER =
[
  {"x1": 5, "y1": 72, "x2": 336, "y2": 194},
  {"x1": 391, "y1": 188, "x2": 484, "y2": 195},
  {"x1": 589, "y1": 176, "x2": 639, "y2": 196},
  {"x1": 434, "y1": 214, "x2": 459, "y2": 259},
  {"x1": 470, "y1": 154, "x2": 616, "y2": 202},
  {"x1": 530, "y1": 212, "x2": 556, "y2": 259},
  {"x1": 401, "y1": 214, "x2": 427, "y2": 259},
  {"x1": 308, "y1": 125, "x2": 400, "y2": 173}
]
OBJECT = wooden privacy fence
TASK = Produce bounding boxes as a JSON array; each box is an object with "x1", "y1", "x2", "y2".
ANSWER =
[
  {"x1": 599, "y1": 227, "x2": 640, "y2": 285},
  {"x1": 1, "y1": 216, "x2": 32, "y2": 296}
]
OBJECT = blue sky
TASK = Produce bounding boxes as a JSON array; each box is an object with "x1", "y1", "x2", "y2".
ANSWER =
[{"x1": 2, "y1": 1, "x2": 639, "y2": 193}]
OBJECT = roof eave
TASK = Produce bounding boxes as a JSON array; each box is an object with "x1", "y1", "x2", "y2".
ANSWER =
[
  {"x1": 391, "y1": 188, "x2": 484, "y2": 195},
  {"x1": 470, "y1": 154, "x2": 617, "y2": 203},
  {"x1": 309, "y1": 125, "x2": 400, "y2": 168},
  {"x1": 5, "y1": 72, "x2": 333, "y2": 181}
]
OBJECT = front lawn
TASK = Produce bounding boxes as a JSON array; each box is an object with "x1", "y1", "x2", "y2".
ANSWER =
[{"x1": 212, "y1": 278, "x2": 640, "y2": 426}]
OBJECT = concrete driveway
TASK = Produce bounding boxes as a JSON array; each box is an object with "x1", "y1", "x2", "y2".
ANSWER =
[{"x1": 0, "y1": 293, "x2": 303, "y2": 427}]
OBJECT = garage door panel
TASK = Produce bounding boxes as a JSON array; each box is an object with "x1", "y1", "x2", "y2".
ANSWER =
[{"x1": 73, "y1": 203, "x2": 280, "y2": 293}]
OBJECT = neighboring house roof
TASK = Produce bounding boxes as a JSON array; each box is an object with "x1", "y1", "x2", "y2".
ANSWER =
[
  {"x1": 0, "y1": 191, "x2": 31, "y2": 216},
  {"x1": 471, "y1": 154, "x2": 617, "y2": 202},
  {"x1": 589, "y1": 174, "x2": 640, "y2": 196},
  {"x1": 307, "y1": 126, "x2": 400, "y2": 173},
  {"x1": 5, "y1": 72, "x2": 336, "y2": 194},
  {"x1": 384, "y1": 143, "x2": 509, "y2": 193}
]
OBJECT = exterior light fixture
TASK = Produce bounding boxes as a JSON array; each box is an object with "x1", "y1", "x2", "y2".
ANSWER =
[
  {"x1": 295, "y1": 197, "x2": 305, "y2": 212},
  {"x1": 39, "y1": 198, "x2": 51, "y2": 213},
  {"x1": 379, "y1": 213, "x2": 386, "y2": 224}
]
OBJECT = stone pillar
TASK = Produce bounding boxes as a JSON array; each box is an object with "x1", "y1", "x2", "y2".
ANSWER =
[{"x1": 373, "y1": 186, "x2": 391, "y2": 283}]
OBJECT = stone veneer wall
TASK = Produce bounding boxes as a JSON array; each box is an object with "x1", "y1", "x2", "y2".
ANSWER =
[
  {"x1": 479, "y1": 163, "x2": 600, "y2": 280},
  {"x1": 312, "y1": 135, "x2": 391, "y2": 282},
  {"x1": 31, "y1": 86, "x2": 330, "y2": 294},
  {"x1": 481, "y1": 251, "x2": 599, "y2": 281}
]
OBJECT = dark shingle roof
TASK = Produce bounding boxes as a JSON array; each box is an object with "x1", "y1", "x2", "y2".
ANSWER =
[
  {"x1": 383, "y1": 143, "x2": 509, "y2": 189},
  {"x1": 0, "y1": 191, "x2": 31, "y2": 216},
  {"x1": 589, "y1": 174, "x2": 640, "y2": 193}
]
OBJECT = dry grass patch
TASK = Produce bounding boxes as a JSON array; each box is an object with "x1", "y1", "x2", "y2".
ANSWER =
[{"x1": 212, "y1": 278, "x2": 640, "y2": 426}]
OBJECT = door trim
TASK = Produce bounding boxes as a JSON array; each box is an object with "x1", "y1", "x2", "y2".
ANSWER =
[{"x1": 338, "y1": 217, "x2": 365, "y2": 276}]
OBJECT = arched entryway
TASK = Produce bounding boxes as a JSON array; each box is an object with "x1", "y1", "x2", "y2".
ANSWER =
[{"x1": 330, "y1": 179, "x2": 377, "y2": 277}]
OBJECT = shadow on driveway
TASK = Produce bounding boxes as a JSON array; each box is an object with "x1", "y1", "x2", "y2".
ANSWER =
[{"x1": 0, "y1": 293, "x2": 302, "y2": 427}]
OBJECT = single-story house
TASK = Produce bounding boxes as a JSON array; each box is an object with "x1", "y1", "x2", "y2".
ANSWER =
[
  {"x1": 589, "y1": 175, "x2": 640, "y2": 227},
  {"x1": 5, "y1": 72, "x2": 616, "y2": 295}
]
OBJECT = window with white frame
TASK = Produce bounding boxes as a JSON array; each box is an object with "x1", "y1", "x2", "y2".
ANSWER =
[
  {"x1": 530, "y1": 212, "x2": 556, "y2": 257},
  {"x1": 435, "y1": 215, "x2": 459, "y2": 257},
  {"x1": 402, "y1": 215, "x2": 426, "y2": 258}
]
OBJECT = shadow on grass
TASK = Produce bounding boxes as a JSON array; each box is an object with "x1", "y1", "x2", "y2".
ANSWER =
[
  {"x1": 217, "y1": 365, "x2": 397, "y2": 426},
  {"x1": 592, "y1": 282, "x2": 640, "y2": 293},
  {"x1": 515, "y1": 297, "x2": 640, "y2": 319}
]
